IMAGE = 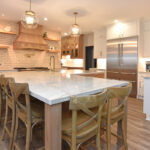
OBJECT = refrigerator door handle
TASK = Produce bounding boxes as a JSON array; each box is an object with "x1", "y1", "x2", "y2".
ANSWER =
[
  {"x1": 120, "y1": 43, "x2": 123, "y2": 65},
  {"x1": 118, "y1": 44, "x2": 121, "y2": 66}
]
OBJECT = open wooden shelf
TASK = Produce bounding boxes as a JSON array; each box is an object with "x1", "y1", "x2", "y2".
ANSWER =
[
  {"x1": 44, "y1": 37, "x2": 60, "y2": 42},
  {"x1": 0, "y1": 30, "x2": 17, "y2": 35},
  {"x1": 0, "y1": 44, "x2": 9, "y2": 49},
  {"x1": 46, "y1": 49, "x2": 60, "y2": 53}
]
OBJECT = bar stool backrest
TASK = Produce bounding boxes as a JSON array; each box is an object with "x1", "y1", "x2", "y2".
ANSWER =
[
  {"x1": 0, "y1": 74, "x2": 5, "y2": 89},
  {"x1": 1, "y1": 77, "x2": 15, "y2": 101},
  {"x1": 9, "y1": 83, "x2": 31, "y2": 122},
  {"x1": 68, "y1": 89, "x2": 108, "y2": 137},
  {"x1": 106, "y1": 83, "x2": 132, "y2": 116}
]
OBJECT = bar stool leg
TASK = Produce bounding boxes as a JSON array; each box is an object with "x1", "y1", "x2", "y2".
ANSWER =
[
  {"x1": 13, "y1": 113, "x2": 19, "y2": 150},
  {"x1": 121, "y1": 118, "x2": 128, "y2": 150},
  {"x1": 0, "y1": 89, "x2": 2, "y2": 124},
  {"x1": 1, "y1": 102, "x2": 8, "y2": 140},
  {"x1": 8, "y1": 104, "x2": 16, "y2": 150},
  {"x1": 25, "y1": 122, "x2": 31, "y2": 150},
  {"x1": 106, "y1": 123, "x2": 111, "y2": 150}
]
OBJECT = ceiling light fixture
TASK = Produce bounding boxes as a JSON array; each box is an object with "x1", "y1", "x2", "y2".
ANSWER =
[
  {"x1": 114, "y1": 20, "x2": 119, "y2": 23},
  {"x1": 44, "y1": 17, "x2": 48, "y2": 21},
  {"x1": 64, "y1": 32, "x2": 68, "y2": 36},
  {"x1": 71, "y1": 12, "x2": 80, "y2": 36},
  {"x1": 21, "y1": 0, "x2": 38, "y2": 29}
]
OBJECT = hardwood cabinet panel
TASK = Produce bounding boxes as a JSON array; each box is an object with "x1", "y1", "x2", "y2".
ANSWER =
[{"x1": 61, "y1": 35, "x2": 84, "y2": 58}]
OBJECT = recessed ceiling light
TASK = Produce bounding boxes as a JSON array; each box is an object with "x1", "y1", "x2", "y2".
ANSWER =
[
  {"x1": 64, "y1": 32, "x2": 68, "y2": 36},
  {"x1": 44, "y1": 17, "x2": 48, "y2": 21},
  {"x1": 2, "y1": 14, "x2": 5, "y2": 17},
  {"x1": 114, "y1": 20, "x2": 119, "y2": 23}
]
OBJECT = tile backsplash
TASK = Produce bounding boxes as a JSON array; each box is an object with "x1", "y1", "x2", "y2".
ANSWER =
[{"x1": 0, "y1": 46, "x2": 61, "y2": 70}]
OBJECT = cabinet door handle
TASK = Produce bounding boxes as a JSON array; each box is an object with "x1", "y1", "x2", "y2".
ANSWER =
[{"x1": 100, "y1": 51, "x2": 102, "y2": 57}]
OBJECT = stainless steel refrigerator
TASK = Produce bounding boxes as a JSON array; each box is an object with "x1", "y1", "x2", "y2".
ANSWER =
[{"x1": 107, "y1": 36, "x2": 138, "y2": 97}]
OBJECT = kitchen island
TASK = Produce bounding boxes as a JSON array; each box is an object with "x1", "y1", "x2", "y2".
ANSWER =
[{"x1": 1, "y1": 70, "x2": 128, "y2": 150}]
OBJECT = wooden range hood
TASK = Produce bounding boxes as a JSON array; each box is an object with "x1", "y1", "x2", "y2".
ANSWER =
[{"x1": 13, "y1": 22, "x2": 48, "y2": 50}]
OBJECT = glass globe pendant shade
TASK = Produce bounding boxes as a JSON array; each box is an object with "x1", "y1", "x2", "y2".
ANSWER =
[
  {"x1": 71, "y1": 24, "x2": 80, "y2": 36},
  {"x1": 21, "y1": 10, "x2": 38, "y2": 29}
]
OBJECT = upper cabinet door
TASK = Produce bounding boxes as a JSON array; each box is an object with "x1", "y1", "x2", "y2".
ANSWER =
[
  {"x1": 94, "y1": 29, "x2": 107, "y2": 58},
  {"x1": 143, "y1": 30, "x2": 150, "y2": 57},
  {"x1": 107, "y1": 20, "x2": 139, "y2": 40}
]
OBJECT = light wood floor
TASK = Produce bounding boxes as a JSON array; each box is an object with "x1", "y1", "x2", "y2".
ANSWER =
[{"x1": 0, "y1": 98, "x2": 150, "y2": 150}]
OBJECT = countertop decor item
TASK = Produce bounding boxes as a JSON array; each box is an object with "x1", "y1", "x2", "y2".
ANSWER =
[
  {"x1": 21, "y1": 0, "x2": 38, "y2": 29},
  {"x1": 71, "y1": 12, "x2": 80, "y2": 36}
]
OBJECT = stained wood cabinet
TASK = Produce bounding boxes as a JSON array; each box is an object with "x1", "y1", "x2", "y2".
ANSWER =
[{"x1": 61, "y1": 35, "x2": 84, "y2": 58}]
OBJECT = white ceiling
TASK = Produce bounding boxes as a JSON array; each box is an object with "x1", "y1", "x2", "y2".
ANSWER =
[{"x1": 1, "y1": 0, "x2": 150, "y2": 34}]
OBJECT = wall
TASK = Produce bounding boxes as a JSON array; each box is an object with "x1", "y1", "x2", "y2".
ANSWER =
[
  {"x1": 83, "y1": 33, "x2": 94, "y2": 48},
  {"x1": 0, "y1": 19, "x2": 61, "y2": 70}
]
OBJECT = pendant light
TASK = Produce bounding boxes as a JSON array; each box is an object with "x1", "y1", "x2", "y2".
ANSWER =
[
  {"x1": 21, "y1": 0, "x2": 38, "y2": 29},
  {"x1": 71, "y1": 12, "x2": 80, "y2": 36}
]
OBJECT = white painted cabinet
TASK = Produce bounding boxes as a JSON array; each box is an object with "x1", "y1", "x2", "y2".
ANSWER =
[
  {"x1": 94, "y1": 29, "x2": 106, "y2": 58},
  {"x1": 143, "y1": 20, "x2": 150, "y2": 57},
  {"x1": 107, "y1": 20, "x2": 139, "y2": 40},
  {"x1": 138, "y1": 72, "x2": 150, "y2": 99}
]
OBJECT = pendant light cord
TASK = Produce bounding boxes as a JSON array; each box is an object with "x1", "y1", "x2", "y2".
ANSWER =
[
  {"x1": 29, "y1": 0, "x2": 31, "y2": 11},
  {"x1": 74, "y1": 12, "x2": 78, "y2": 24}
]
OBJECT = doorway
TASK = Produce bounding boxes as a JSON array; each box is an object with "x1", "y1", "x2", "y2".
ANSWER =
[{"x1": 85, "y1": 46, "x2": 94, "y2": 70}]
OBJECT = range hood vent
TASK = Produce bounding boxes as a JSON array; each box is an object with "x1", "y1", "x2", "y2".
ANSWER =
[{"x1": 13, "y1": 22, "x2": 48, "y2": 50}]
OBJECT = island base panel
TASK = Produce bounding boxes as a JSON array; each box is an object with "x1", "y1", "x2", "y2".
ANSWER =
[{"x1": 45, "y1": 103, "x2": 62, "y2": 150}]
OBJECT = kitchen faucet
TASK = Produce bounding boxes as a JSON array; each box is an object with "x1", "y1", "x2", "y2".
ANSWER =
[{"x1": 50, "y1": 56, "x2": 55, "y2": 71}]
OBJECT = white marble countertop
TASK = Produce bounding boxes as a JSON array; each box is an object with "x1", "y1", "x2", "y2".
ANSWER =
[
  {"x1": 58, "y1": 69, "x2": 105, "y2": 75},
  {"x1": 1, "y1": 70, "x2": 128, "y2": 105}
]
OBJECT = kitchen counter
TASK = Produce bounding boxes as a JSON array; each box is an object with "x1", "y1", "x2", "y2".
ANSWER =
[
  {"x1": 1, "y1": 70, "x2": 128, "y2": 150},
  {"x1": 1, "y1": 70, "x2": 127, "y2": 105},
  {"x1": 144, "y1": 77, "x2": 150, "y2": 121},
  {"x1": 59, "y1": 69, "x2": 105, "y2": 76}
]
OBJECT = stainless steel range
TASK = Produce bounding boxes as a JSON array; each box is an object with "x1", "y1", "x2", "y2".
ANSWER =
[{"x1": 107, "y1": 36, "x2": 138, "y2": 97}]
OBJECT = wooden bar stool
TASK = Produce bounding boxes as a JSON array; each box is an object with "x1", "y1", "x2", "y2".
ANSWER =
[
  {"x1": 0, "y1": 74, "x2": 5, "y2": 124},
  {"x1": 1, "y1": 77, "x2": 15, "y2": 150},
  {"x1": 10, "y1": 82, "x2": 44, "y2": 150},
  {"x1": 62, "y1": 89, "x2": 108, "y2": 150},
  {"x1": 102, "y1": 83, "x2": 132, "y2": 150}
]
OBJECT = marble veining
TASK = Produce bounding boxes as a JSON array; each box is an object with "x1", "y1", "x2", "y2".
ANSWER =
[{"x1": 1, "y1": 71, "x2": 128, "y2": 105}]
